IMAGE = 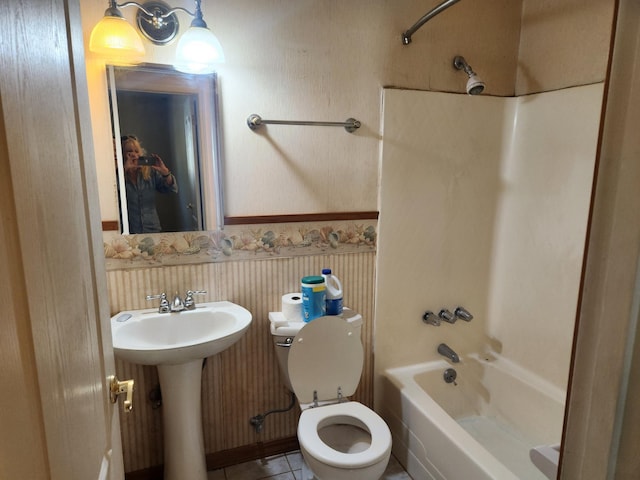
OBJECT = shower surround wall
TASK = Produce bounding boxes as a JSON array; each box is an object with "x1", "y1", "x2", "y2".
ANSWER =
[{"x1": 375, "y1": 84, "x2": 604, "y2": 404}]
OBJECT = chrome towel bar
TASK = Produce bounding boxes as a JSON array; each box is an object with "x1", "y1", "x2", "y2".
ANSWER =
[{"x1": 246, "y1": 114, "x2": 361, "y2": 133}]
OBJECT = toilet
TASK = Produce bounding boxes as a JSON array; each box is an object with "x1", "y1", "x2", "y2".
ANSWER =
[{"x1": 270, "y1": 311, "x2": 392, "y2": 480}]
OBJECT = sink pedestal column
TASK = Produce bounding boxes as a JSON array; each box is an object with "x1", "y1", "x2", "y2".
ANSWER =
[{"x1": 157, "y1": 359, "x2": 207, "y2": 480}]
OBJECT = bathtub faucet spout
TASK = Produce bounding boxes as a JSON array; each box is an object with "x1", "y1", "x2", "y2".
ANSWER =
[{"x1": 438, "y1": 343, "x2": 460, "y2": 363}]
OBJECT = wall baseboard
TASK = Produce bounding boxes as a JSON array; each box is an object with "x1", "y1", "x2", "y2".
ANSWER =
[{"x1": 124, "y1": 436, "x2": 300, "y2": 480}]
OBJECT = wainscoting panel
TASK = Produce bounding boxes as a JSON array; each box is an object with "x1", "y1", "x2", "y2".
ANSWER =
[{"x1": 106, "y1": 251, "x2": 376, "y2": 473}]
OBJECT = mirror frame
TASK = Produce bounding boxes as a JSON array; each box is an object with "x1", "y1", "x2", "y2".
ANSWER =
[{"x1": 106, "y1": 63, "x2": 224, "y2": 232}]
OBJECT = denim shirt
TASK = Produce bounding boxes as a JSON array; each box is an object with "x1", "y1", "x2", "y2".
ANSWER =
[{"x1": 126, "y1": 170, "x2": 178, "y2": 233}]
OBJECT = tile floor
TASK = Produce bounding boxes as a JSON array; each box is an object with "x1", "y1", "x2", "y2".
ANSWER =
[{"x1": 206, "y1": 450, "x2": 412, "y2": 480}]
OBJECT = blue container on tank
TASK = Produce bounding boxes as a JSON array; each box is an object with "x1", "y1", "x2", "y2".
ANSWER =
[{"x1": 301, "y1": 275, "x2": 326, "y2": 322}]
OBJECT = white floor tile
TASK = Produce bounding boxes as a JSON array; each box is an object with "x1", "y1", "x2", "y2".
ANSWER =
[
  {"x1": 224, "y1": 454, "x2": 291, "y2": 480},
  {"x1": 210, "y1": 450, "x2": 413, "y2": 480}
]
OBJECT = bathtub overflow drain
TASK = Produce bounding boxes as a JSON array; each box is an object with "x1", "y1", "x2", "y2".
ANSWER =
[{"x1": 443, "y1": 368, "x2": 457, "y2": 385}]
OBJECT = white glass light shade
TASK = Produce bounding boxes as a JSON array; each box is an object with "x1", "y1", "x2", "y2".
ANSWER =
[
  {"x1": 174, "y1": 26, "x2": 225, "y2": 74},
  {"x1": 89, "y1": 16, "x2": 145, "y2": 65}
]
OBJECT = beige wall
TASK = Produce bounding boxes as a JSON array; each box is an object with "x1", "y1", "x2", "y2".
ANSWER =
[
  {"x1": 217, "y1": 0, "x2": 522, "y2": 217},
  {"x1": 516, "y1": 0, "x2": 614, "y2": 95},
  {"x1": 83, "y1": 0, "x2": 615, "y2": 223},
  {"x1": 83, "y1": 0, "x2": 523, "y2": 222}
]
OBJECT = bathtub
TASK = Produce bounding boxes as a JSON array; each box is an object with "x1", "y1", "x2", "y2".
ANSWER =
[{"x1": 380, "y1": 353, "x2": 565, "y2": 480}]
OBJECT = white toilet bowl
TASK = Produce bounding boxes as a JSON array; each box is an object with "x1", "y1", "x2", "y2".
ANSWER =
[
  {"x1": 277, "y1": 314, "x2": 392, "y2": 480},
  {"x1": 298, "y1": 401, "x2": 391, "y2": 480}
]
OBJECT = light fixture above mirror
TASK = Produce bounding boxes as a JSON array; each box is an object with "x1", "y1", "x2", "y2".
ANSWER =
[{"x1": 90, "y1": 0, "x2": 225, "y2": 73}]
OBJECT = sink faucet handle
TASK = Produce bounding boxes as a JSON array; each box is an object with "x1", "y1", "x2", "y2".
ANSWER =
[
  {"x1": 145, "y1": 292, "x2": 165, "y2": 300},
  {"x1": 146, "y1": 292, "x2": 170, "y2": 313},
  {"x1": 185, "y1": 289, "x2": 207, "y2": 298},
  {"x1": 184, "y1": 290, "x2": 207, "y2": 310}
]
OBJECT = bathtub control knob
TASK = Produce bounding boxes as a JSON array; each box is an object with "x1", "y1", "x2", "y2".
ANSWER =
[
  {"x1": 422, "y1": 311, "x2": 440, "y2": 326},
  {"x1": 454, "y1": 307, "x2": 473, "y2": 322},
  {"x1": 439, "y1": 309, "x2": 456, "y2": 323},
  {"x1": 443, "y1": 368, "x2": 457, "y2": 385}
]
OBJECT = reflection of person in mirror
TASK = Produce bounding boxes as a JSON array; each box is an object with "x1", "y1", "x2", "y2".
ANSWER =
[{"x1": 121, "y1": 135, "x2": 178, "y2": 233}]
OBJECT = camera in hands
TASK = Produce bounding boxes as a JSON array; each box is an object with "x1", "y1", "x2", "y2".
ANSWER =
[{"x1": 137, "y1": 156, "x2": 156, "y2": 166}]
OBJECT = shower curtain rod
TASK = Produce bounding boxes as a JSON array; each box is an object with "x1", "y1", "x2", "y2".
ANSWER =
[
  {"x1": 246, "y1": 114, "x2": 361, "y2": 133},
  {"x1": 402, "y1": 0, "x2": 461, "y2": 45}
]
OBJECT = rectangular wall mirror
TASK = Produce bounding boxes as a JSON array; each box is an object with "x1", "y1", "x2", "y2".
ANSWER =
[{"x1": 107, "y1": 64, "x2": 223, "y2": 233}]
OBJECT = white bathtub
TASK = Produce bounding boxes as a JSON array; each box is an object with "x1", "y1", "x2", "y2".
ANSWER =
[{"x1": 380, "y1": 353, "x2": 565, "y2": 480}]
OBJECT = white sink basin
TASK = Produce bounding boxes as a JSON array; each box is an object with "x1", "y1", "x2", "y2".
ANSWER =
[
  {"x1": 111, "y1": 301, "x2": 252, "y2": 365},
  {"x1": 111, "y1": 300, "x2": 252, "y2": 480}
]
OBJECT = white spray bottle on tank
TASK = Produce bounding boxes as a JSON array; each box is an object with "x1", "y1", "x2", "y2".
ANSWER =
[{"x1": 321, "y1": 268, "x2": 343, "y2": 315}]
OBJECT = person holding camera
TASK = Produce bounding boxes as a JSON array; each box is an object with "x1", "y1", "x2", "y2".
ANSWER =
[{"x1": 120, "y1": 135, "x2": 178, "y2": 234}]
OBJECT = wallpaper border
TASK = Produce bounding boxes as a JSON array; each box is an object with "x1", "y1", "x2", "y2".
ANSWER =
[{"x1": 103, "y1": 220, "x2": 377, "y2": 270}]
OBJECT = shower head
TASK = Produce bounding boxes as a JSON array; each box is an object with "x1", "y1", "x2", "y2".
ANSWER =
[{"x1": 453, "y1": 55, "x2": 485, "y2": 95}]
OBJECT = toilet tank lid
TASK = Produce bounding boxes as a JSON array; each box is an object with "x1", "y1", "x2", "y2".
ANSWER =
[{"x1": 269, "y1": 309, "x2": 362, "y2": 337}]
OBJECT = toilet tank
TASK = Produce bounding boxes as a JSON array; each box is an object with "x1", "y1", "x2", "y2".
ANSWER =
[{"x1": 269, "y1": 310, "x2": 363, "y2": 391}]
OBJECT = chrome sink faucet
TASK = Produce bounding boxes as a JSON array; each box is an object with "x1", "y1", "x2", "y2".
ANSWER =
[
  {"x1": 171, "y1": 292, "x2": 186, "y2": 312},
  {"x1": 146, "y1": 290, "x2": 207, "y2": 313}
]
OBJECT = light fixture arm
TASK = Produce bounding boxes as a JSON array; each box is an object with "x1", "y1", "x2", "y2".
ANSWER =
[
  {"x1": 188, "y1": 0, "x2": 208, "y2": 28},
  {"x1": 107, "y1": 0, "x2": 209, "y2": 46},
  {"x1": 150, "y1": 0, "x2": 206, "y2": 24},
  {"x1": 149, "y1": 4, "x2": 198, "y2": 22},
  {"x1": 113, "y1": 0, "x2": 197, "y2": 21},
  {"x1": 103, "y1": 0, "x2": 125, "y2": 17}
]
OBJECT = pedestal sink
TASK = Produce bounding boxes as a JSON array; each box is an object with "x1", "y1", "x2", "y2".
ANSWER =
[{"x1": 111, "y1": 301, "x2": 252, "y2": 480}]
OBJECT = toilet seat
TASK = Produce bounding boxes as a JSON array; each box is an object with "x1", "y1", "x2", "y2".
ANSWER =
[
  {"x1": 298, "y1": 401, "x2": 391, "y2": 469},
  {"x1": 288, "y1": 316, "x2": 364, "y2": 404}
]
